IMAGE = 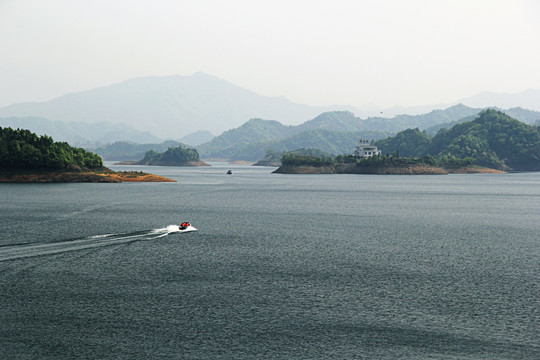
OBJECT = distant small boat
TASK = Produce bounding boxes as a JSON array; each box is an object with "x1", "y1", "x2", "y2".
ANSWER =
[{"x1": 226, "y1": 170, "x2": 232, "y2": 175}]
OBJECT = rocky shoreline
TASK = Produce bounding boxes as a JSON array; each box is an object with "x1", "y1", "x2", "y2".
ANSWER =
[
  {"x1": 0, "y1": 168, "x2": 176, "y2": 183},
  {"x1": 273, "y1": 164, "x2": 506, "y2": 175}
]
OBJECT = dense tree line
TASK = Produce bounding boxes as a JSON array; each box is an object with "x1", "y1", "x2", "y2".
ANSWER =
[
  {"x1": 281, "y1": 148, "x2": 335, "y2": 166},
  {"x1": 138, "y1": 146, "x2": 200, "y2": 165},
  {"x1": 356, "y1": 153, "x2": 475, "y2": 169},
  {"x1": 0, "y1": 127, "x2": 103, "y2": 170}
]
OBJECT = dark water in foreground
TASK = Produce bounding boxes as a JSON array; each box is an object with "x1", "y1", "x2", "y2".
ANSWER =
[{"x1": 1, "y1": 164, "x2": 539, "y2": 359}]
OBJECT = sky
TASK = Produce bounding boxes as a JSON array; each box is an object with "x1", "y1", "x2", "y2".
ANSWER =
[{"x1": 1, "y1": 0, "x2": 539, "y2": 109}]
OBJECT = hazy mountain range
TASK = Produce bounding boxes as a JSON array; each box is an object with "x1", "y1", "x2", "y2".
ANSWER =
[
  {"x1": 92, "y1": 104, "x2": 540, "y2": 162},
  {"x1": 0, "y1": 72, "x2": 538, "y2": 142},
  {"x1": 0, "y1": 72, "x2": 358, "y2": 138},
  {"x1": 0, "y1": 116, "x2": 163, "y2": 146}
]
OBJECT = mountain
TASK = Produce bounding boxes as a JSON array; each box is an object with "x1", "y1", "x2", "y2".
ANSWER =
[
  {"x1": 294, "y1": 104, "x2": 485, "y2": 134},
  {"x1": 364, "y1": 104, "x2": 484, "y2": 132},
  {"x1": 0, "y1": 116, "x2": 162, "y2": 146},
  {"x1": 196, "y1": 118, "x2": 296, "y2": 158},
  {"x1": 424, "y1": 107, "x2": 540, "y2": 135},
  {"x1": 178, "y1": 131, "x2": 214, "y2": 146},
  {"x1": 294, "y1": 111, "x2": 362, "y2": 132},
  {"x1": 502, "y1": 107, "x2": 540, "y2": 125},
  {"x1": 375, "y1": 89, "x2": 540, "y2": 117},
  {"x1": 375, "y1": 109, "x2": 540, "y2": 171},
  {"x1": 0, "y1": 72, "x2": 359, "y2": 138},
  {"x1": 458, "y1": 89, "x2": 540, "y2": 112}
]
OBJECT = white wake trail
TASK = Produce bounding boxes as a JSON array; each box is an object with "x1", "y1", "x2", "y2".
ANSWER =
[{"x1": 0, "y1": 225, "x2": 191, "y2": 262}]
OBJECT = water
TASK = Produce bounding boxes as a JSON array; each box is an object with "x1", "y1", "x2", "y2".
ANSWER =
[{"x1": 1, "y1": 163, "x2": 539, "y2": 359}]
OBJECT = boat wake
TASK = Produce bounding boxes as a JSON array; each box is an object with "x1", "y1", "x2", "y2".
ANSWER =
[{"x1": 0, "y1": 225, "x2": 194, "y2": 262}]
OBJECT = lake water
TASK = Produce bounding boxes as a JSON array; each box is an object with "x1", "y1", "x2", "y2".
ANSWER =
[{"x1": 1, "y1": 163, "x2": 539, "y2": 359}]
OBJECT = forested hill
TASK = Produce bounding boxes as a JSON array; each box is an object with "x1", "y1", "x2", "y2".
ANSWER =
[
  {"x1": 134, "y1": 146, "x2": 207, "y2": 166},
  {"x1": 375, "y1": 109, "x2": 540, "y2": 170},
  {"x1": 0, "y1": 127, "x2": 103, "y2": 170}
]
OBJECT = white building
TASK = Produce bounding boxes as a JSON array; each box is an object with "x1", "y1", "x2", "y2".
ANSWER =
[{"x1": 354, "y1": 139, "x2": 381, "y2": 158}]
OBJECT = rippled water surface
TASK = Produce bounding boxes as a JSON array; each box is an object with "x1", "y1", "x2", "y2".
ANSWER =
[{"x1": 1, "y1": 164, "x2": 539, "y2": 359}]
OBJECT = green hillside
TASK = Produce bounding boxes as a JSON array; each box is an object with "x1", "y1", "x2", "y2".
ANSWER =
[
  {"x1": 375, "y1": 110, "x2": 540, "y2": 170},
  {"x1": 197, "y1": 118, "x2": 294, "y2": 157},
  {"x1": 374, "y1": 128, "x2": 432, "y2": 158},
  {"x1": 0, "y1": 127, "x2": 103, "y2": 170}
]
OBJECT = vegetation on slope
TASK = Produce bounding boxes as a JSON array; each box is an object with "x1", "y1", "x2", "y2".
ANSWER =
[
  {"x1": 375, "y1": 110, "x2": 540, "y2": 170},
  {"x1": 196, "y1": 118, "x2": 294, "y2": 157},
  {"x1": 0, "y1": 127, "x2": 103, "y2": 170},
  {"x1": 428, "y1": 109, "x2": 540, "y2": 170}
]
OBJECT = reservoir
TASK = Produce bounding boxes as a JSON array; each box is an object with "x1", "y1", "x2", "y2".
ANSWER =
[{"x1": 1, "y1": 163, "x2": 538, "y2": 359}]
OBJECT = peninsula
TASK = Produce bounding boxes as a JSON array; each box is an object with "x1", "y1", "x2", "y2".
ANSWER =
[{"x1": 0, "y1": 127, "x2": 175, "y2": 183}]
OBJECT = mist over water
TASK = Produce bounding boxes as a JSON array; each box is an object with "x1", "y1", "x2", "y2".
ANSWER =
[{"x1": 1, "y1": 164, "x2": 539, "y2": 359}]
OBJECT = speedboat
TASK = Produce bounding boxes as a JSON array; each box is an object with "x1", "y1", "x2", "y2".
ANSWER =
[{"x1": 179, "y1": 222, "x2": 197, "y2": 233}]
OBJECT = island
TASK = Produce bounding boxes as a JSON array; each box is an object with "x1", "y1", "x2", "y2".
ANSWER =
[
  {"x1": 0, "y1": 127, "x2": 175, "y2": 183},
  {"x1": 273, "y1": 151, "x2": 505, "y2": 175},
  {"x1": 115, "y1": 146, "x2": 209, "y2": 167},
  {"x1": 273, "y1": 110, "x2": 540, "y2": 175}
]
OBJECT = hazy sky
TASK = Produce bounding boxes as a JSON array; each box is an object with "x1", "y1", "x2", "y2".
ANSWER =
[{"x1": 1, "y1": 0, "x2": 539, "y2": 108}]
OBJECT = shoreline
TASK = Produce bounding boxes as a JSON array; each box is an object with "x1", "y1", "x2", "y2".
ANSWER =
[
  {"x1": 273, "y1": 164, "x2": 507, "y2": 175},
  {"x1": 0, "y1": 168, "x2": 176, "y2": 183}
]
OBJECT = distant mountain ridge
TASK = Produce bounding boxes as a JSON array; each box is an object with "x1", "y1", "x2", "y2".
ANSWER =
[
  {"x1": 0, "y1": 72, "x2": 359, "y2": 138},
  {"x1": 196, "y1": 104, "x2": 540, "y2": 161},
  {"x1": 0, "y1": 116, "x2": 162, "y2": 145},
  {"x1": 458, "y1": 89, "x2": 540, "y2": 111}
]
